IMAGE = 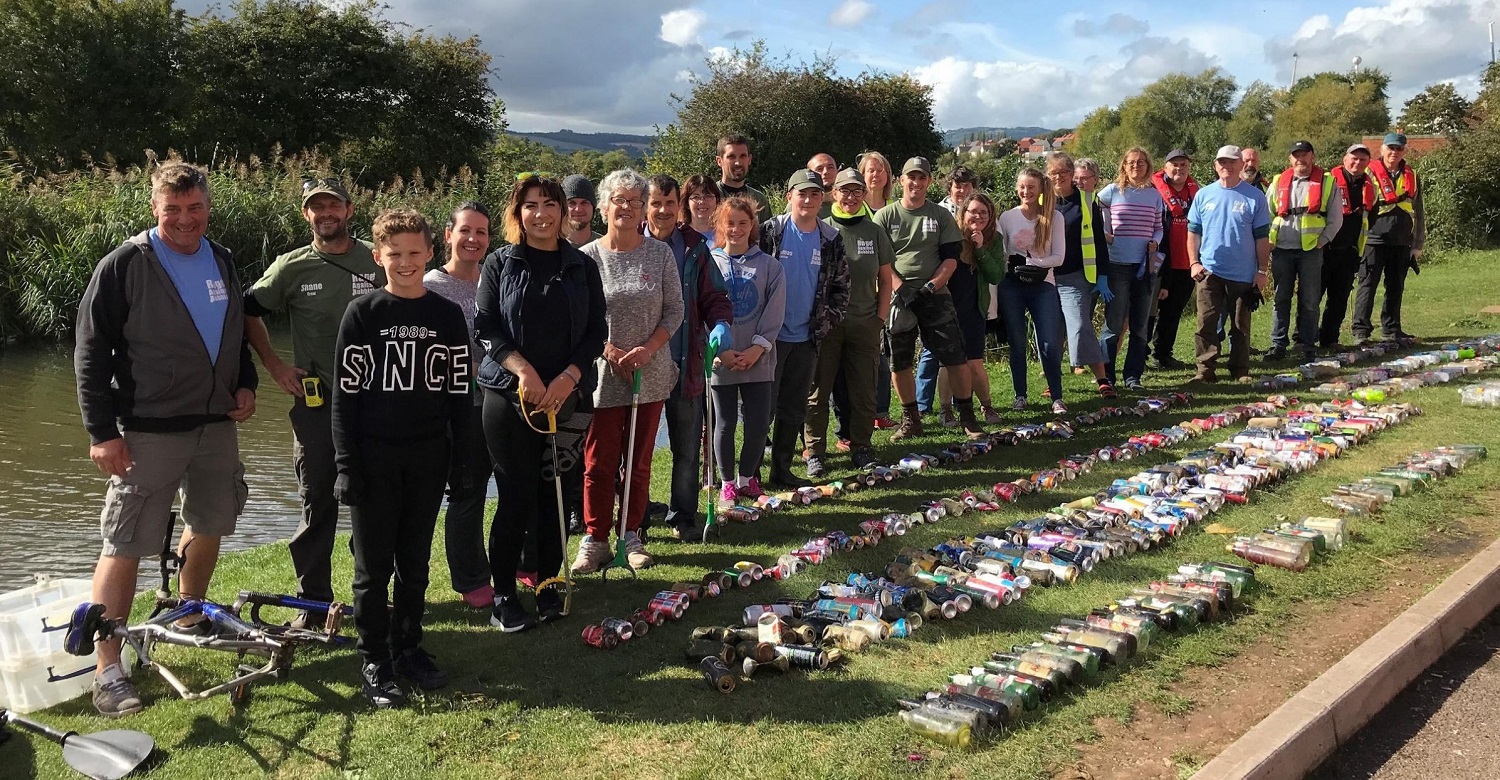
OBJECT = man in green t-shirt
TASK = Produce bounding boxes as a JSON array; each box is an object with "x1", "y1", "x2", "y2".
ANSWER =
[
  {"x1": 715, "y1": 133, "x2": 771, "y2": 223},
  {"x1": 243, "y1": 178, "x2": 383, "y2": 617},
  {"x1": 805, "y1": 168, "x2": 894, "y2": 473},
  {"x1": 873, "y1": 157, "x2": 984, "y2": 439}
]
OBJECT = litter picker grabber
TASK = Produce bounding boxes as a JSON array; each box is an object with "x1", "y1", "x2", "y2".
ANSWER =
[
  {"x1": 520, "y1": 388, "x2": 573, "y2": 616},
  {"x1": 1, "y1": 708, "x2": 155, "y2": 780},
  {"x1": 602, "y1": 369, "x2": 643, "y2": 581},
  {"x1": 702, "y1": 333, "x2": 723, "y2": 544}
]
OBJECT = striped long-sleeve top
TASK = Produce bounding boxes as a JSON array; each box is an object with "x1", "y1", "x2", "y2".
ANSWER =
[{"x1": 1098, "y1": 183, "x2": 1166, "y2": 268}]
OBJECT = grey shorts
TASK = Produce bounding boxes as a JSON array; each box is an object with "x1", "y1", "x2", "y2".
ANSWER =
[{"x1": 99, "y1": 421, "x2": 247, "y2": 558}]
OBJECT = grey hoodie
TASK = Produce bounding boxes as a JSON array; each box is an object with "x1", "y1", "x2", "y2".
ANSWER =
[{"x1": 709, "y1": 246, "x2": 786, "y2": 386}]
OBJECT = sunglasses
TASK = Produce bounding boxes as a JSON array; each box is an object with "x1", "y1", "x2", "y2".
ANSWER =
[
  {"x1": 301, "y1": 177, "x2": 343, "y2": 192},
  {"x1": 515, "y1": 171, "x2": 556, "y2": 181}
]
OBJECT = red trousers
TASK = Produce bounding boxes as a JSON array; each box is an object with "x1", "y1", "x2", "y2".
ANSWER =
[{"x1": 582, "y1": 400, "x2": 665, "y2": 541}]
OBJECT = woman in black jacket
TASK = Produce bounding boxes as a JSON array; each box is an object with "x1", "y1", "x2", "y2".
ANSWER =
[{"x1": 473, "y1": 174, "x2": 607, "y2": 632}]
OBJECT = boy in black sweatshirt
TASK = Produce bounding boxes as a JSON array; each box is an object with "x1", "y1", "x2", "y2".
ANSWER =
[{"x1": 333, "y1": 209, "x2": 472, "y2": 708}]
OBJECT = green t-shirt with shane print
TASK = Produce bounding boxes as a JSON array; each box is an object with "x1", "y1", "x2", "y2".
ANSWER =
[
  {"x1": 825, "y1": 214, "x2": 894, "y2": 321},
  {"x1": 874, "y1": 201, "x2": 963, "y2": 286},
  {"x1": 245, "y1": 241, "x2": 383, "y2": 388}
]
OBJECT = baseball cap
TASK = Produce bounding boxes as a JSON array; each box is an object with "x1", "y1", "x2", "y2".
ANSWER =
[
  {"x1": 1383, "y1": 132, "x2": 1408, "y2": 148},
  {"x1": 1215, "y1": 145, "x2": 1243, "y2": 161},
  {"x1": 786, "y1": 169, "x2": 824, "y2": 191},
  {"x1": 901, "y1": 156, "x2": 932, "y2": 176},
  {"x1": 301, "y1": 177, "x2": 351, "y2": 207},
  {"x1": 832, "y1": 168, "x2": 866, "y2": 189},
  {"x1": 1165, "y1": 149, "x2": 1190, "y2": 162},
  {"x1": 1345, "y1": 143, "x2": 1371, "y2": 156},
  {"x1": 562, "y1": 174, "x2": 596, "y2": 205},
  {"x1": 1290, "y1": 140, "x2": 1314, "y2": 154}
]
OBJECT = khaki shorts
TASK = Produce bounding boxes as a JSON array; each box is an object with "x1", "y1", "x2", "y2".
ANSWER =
[{"x1": 98, "y1": 422, "x2": 247, "y2": 558}]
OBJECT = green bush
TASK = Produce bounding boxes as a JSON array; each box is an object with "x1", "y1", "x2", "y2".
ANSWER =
[{"x1": 1413, "y1": 121, "x2": 1500, "y2": 255}]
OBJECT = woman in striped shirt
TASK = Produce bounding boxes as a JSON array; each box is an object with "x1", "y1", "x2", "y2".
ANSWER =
[{"x1": 1097, "y1": 147, "x2": 1165, "y2": 390}]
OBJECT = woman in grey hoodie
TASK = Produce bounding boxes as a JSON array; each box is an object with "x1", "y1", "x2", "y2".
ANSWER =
[{"x1": 710, "y1": 196, "x2": 786, "y2": 505}]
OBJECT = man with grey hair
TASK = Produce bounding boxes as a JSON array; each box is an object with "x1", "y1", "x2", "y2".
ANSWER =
[
  {"x1": 75, "y1": 162, "x2": 259, "y2": 716},
  {"x1": 1240, "y1": 147, "x2": 1268, "y2": 190}
]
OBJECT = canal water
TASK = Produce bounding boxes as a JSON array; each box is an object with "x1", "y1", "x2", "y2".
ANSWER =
[{"x1": 0, "y1": 337, "x2": 672, "y2": 592}]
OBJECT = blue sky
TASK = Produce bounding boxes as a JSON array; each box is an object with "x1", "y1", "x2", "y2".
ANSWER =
[{"x1": 184, "y1": 0, "x2": 1500, "y2": 133}]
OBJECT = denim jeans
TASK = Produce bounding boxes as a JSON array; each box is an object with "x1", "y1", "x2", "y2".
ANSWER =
[
  {"x1": 1099, "y1": 262, "x2": 1154, "y2": 384},
  {"x1": 1270, "y1": 246, "x2": 1324, "y2": 351},
  {"x1": 997, "y1": 278, "x2": 1065, "y2": 401},
  {"x1": 662, "y1": 385, "x2": 706, "y2": 530},
  {"x1": 914, "y1": 348, "x2": 939, "y2": 413}
]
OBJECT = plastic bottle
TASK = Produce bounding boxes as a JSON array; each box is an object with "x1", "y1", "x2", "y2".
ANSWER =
[
  {"x1": 1228, "y1": 538, "x2": 1310, "y2": 571},
  {"x1": 898, "y1": 705, "x2": 973, "y2": 748}
]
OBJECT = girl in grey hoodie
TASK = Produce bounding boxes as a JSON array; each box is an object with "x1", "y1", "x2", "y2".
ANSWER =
[{"x1": 709, "y1": 196, "x2": 786, "y2": 505}]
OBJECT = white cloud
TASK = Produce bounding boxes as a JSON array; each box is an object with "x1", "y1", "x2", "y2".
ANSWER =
[
  {"x1": 1266, "y1": 0, "x2": 1499, "y2": 102},
  {"x1": 829, "y1": 0, "x2": 873, "y2": 27},
  {"x1": 660, "y1": 8, "x2": 707, "y2": 48}
]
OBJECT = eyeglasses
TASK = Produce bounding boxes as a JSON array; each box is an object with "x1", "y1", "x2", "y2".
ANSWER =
[
  {"x1": 515, "y1": 171, "x2": 555, "y2": 181},
  {"x1": 609, "y1": 197, "x2": 645, "y2": 208},
  {"x1": 687, "y1": 194, "x2": 718, "y2": 203},
  {"x1": 301, "y1": 177, "x2": 343, "y2": 192}
]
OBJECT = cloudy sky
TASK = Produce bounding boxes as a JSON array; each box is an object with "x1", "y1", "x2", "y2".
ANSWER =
[{"x1": 188, "y1": 0, "x2": 1499, "y2": 133}]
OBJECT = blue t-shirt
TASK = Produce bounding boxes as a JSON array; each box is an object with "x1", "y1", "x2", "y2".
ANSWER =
[
  {"x1": 148, "y1": 228, "x2": 228, "y2": 362},
  {"x1": 1186, "y1": 182, "x2": 1270, "y2": 284},
  {"x1": 776, "y1": 222, "x2": 821, "y2": 343}
]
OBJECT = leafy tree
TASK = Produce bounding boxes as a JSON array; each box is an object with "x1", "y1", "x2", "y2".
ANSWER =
[
  {"x1": 1291, "y1": 67, "x2": 1390, "y2": 103},
  {"x1": 1269, "y1": 75, "x2": 1389, "y2": 166},
  {"x1": 1072, "y1": 69, "x2": 1236, "y2": 160},
  {"x1": 1071, "y1": 106, "x2": 1121, "y2": 157},
  {"x1": 649, "y1": 42, "x2": 943, "y2": 191},
  {"x1": 1474, "y1": 62, "x2": 1500, "y2": 121},
  {"x1": 1224, "y1": 80, "x2": 1279, "y2": 151},
  {"x1": 0, "y1": 0, "x2": 187, "y2": 168},
  {"x1": 1400, "y1": 82, "x2": 1473, "y2": 136}
]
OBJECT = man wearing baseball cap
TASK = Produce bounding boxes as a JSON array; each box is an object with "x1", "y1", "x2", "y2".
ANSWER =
[
  {"x1": 1265, "y1": 140, "x2": 1343, "y2": 362},
  {"x1": 1185, "y1": 146, "x2": 1271, "y2": 383},
  {"x1": 874, "y1": 156, "x2": 985, "y2": 438},
  {"x1": 244, "y1": 177, "x2": 383, "y2": 622},
  {"x1": 1352, "y1": 132, "x2": 1425, "y2": 343},
  {"x1": 757, "y1": 169, "x2": 850, "y2": 487},
  {"x1": 1319, "y1": 143, "x2": 1374, "y2": 348}
]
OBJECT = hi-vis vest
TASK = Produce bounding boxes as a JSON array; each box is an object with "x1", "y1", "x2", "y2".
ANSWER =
[
  {"x1": 1079, "y1": 189, "x2": 1098, "y2": 283},
  {"x1": 1368, "y1": 159, "x2": 1417, "y2": 217},
  {"x1": 1268, "y1": 167, "x2": 1334, "y2": 251},
  {"x1": 1331, "y1": 167, "x2": 1373, "y2": 255}
]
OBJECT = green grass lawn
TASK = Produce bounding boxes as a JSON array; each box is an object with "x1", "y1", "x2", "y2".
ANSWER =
[{"x1": 13, "y1": 251, "x2": 1500, "y2": 780}]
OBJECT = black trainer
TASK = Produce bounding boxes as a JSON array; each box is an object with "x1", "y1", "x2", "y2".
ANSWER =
[
  {"x1": 490, "y1": 595, "x2": 535, "y2": 633},
  {"x1": 850, "y1": 446, "x2": 876, "y2": 470},
  {"x1": 535, "y1": 588, "x2": 566, "y2": 623},
  {"x1": 670, "y1": 521, "x2": 705, "y2": 543},
  {"x1": 361, "y1": 661, "x2": 408, "y2": 709},
  {"x1": 767, "y1": 470, "x2": 813, "y2": 489},
  {"x1": 393, "y1": 647, "x2": 448, "y2": 691}
]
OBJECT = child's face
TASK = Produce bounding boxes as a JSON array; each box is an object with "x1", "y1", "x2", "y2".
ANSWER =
[{"x1": 376, "y1": 232, "x2": 434, "y2": 297}]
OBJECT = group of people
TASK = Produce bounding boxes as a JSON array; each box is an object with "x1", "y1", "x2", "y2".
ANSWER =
[{"x1": 72, "y1": 129, "x2": 1425, "y2": 714}]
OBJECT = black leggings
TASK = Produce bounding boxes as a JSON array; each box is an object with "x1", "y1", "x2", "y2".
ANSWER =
[
  {"x1": 349, "y1": 436, "x2": 449, "y2": 665},
  {"x1": 711, "y1": 381, "x2": 773, "y2": 482},
  {"x1": 482, "y1": 389, "x2": 565, "y2": 599}
]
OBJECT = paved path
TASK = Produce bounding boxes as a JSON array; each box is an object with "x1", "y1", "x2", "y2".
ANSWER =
[{"x1": 1311, "y1": 610, "x2": 1500, "y2": 779}]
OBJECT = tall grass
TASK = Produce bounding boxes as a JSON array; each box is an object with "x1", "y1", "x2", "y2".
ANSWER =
[{"x1": 0, "y1": 152, "x2": 515, "y2": 342}]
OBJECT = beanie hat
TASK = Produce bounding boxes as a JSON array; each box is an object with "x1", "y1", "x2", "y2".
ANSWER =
[{"x1": 562, "y1": 174, "x2": 596, "y2": 206}]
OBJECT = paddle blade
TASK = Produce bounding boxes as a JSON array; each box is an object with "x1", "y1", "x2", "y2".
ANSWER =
[{"x1": 62, "y1": 729, "x2": 155, "y2": 780}]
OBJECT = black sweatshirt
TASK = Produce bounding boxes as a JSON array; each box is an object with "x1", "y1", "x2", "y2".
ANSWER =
[{"x1": 332, "y1": 289, "x2": 473, "y2": 477}]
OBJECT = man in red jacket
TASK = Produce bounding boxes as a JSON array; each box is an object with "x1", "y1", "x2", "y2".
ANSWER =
[
  {"x1": 1149, "y1": 149, "x2": 1199, "y2": 369},
  {"x1": 645, "y1": 174, "x2": 732, "y2": 541}
]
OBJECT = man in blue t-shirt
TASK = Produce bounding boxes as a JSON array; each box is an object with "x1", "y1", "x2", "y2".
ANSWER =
[{"x1": 1186, "y1": 145, "x2": 1271, "y2": 383}]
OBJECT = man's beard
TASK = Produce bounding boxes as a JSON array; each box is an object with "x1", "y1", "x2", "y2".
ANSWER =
[{"x1": 568, "y1": 219, "x2": 590, "y2": 233}]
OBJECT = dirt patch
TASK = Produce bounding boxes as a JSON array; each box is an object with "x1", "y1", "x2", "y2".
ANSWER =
[{"x1": 1057, "y1": 503, "x2": 1500, "y2": 780}]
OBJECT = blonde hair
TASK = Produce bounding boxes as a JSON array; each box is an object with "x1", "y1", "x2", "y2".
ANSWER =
[
  {"x1": 372, "y1": 208, "x2": 432, "y2": 248},
  {"x1": 856, "y1": 151, "x2": 894, "y2": 203},
  {"x1": 1114, "y1": 147, "x2": 1153, "y2": 189},
  {"x1": 1018, "y1": 167, "x2": 1056, "y2": 256}
]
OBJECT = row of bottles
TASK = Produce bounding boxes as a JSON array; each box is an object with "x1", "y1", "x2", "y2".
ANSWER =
[{"x1": 1309, "y1": 336, "x2": 1500, "y2": 397}]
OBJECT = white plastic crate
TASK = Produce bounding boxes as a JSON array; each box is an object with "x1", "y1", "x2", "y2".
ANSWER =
[
  {"x1": 0, "y1": 577, "x2": 94, "y2": 661},
  {"x1": 0, "y1": 648, "x2": 95, "y2": 713}
]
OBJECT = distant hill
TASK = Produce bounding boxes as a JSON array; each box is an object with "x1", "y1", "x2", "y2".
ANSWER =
[
  {"x1": 941, "y1": 126, "x2": 1053, "y2": 146},
  {"x1": 507, "y1": 129, "x2": 654, "y2": 156}
]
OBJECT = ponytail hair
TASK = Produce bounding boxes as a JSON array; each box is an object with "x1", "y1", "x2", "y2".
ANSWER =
[{"x1": 1019, "y1": 167, "x2": 1056, "y2": 256}]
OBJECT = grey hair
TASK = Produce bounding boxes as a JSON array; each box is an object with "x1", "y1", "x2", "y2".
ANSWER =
[
  {"x1": 1074, "y1": 157, "x2": 1100, "y2": 177},
  {"x1": 596, "y1": 168, "x2": 649, "y2": 210}
]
